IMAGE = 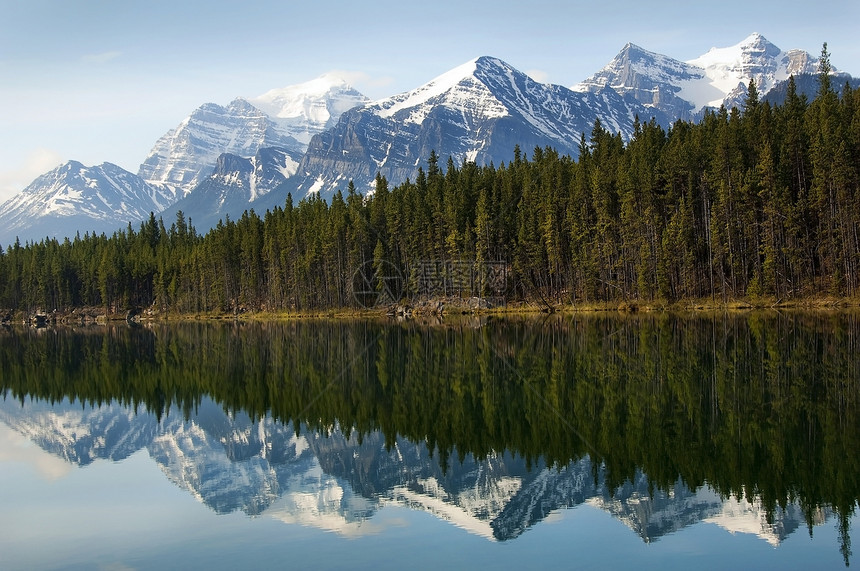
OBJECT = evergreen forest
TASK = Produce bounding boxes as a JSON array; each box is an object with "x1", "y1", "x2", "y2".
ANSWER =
[{"x1": 2, "y1": 55, "x2": 860, "y2": 315}]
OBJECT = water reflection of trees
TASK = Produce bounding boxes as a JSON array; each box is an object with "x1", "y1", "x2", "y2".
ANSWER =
[{"x1": 1, "y1": 312, "x2": 857, "y2": 559}]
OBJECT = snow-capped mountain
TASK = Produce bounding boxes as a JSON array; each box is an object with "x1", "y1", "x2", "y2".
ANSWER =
[
  {"x1": 137, "y1": 98, "x2": 304, "y2": 194},
  {"x1": 572, "y1": 43, "x2": 709, "y2": 121},
  {"x1": 686, "y1": 32, "x2": 820, "y2": 109},
  {"x1": 0, "y1": 77, "x2": 366, "y2": 245},
  {"x1": 3, "y1": 34, "x2": 855, "y2": 242},
  {"x1": 573, "y1": 33, "x2": 823, "y2": 119},
  {"x1": 149, "y1": 401, "x2": 317, "y2": 516},
  {"x1": 587, "y1": 470, "x2": 815, "y2": 545},
  {"x1": 138, "y1": 76, "x2": 368, "y2": 196},
  {"x1": 159, "y1": 146, "x2": 302, "y2": 231},
  {"x1": 703, "y1": 495, "x2": 825, "y2": 547},
  {"x1": 249, "y1": 74, "x2": 370, "y2": 146},
  {"x1": 0, "y1": 161, "x2": 176, "y2": 246},
  {"x1": 290, "y1": 56, "x2": 661, "y2": 198}
]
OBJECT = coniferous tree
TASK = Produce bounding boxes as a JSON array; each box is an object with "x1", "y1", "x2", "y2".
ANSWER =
[{"x1": 2, "y1": 67, "x2": 860, "y2": 313}]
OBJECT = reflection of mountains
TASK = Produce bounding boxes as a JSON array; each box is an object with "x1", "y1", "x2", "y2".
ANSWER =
[{"x1": 0, "y1": 397, "x2": 825, "y2": 543}]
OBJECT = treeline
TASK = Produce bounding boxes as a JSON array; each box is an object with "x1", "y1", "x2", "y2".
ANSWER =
[{"x1": 2, "y1": 56, "x2": 859, "y2": 313}]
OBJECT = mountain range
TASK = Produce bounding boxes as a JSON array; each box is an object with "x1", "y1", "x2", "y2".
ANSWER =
[
  {"x1": 0, "y1": 33, "x2": 851, "y2": 246},
  {"x1": 0, "y1": 396, "x2": 828, "y2": 544}
]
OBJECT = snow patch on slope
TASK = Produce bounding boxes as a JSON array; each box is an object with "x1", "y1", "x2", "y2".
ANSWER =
[{"x1": 372, "y1": 58, "x2": 511, "y2": 125}]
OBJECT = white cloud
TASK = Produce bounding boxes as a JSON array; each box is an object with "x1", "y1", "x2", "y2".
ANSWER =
[
  {"x1": 323, "y1": 69, "x2": 372, "y2": 85},
  {"x1": 326, "y1": 70, "x2": 396, "y2": 98},
  {"x1": 81, "y1": 51, "x2": 122, "y2": 64},
  {"x1": 0, "y1": 148, "x2": 64, "y2": 204},
  {"x1": 526, "y1": 69, "x2": 550, "y2": 83},
  {"x1": 0, "y1": 424, "x2": 72, "y2": 481}
]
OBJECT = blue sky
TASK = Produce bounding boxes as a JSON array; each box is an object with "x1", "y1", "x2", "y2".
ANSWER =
[{"x1": 1, "y1": 0, "x2": 858, "y2": 203}]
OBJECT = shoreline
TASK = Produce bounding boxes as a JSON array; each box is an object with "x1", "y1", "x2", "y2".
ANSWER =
[{"x1": 4, "y1": 295, "x2": 860, "y2": 326}]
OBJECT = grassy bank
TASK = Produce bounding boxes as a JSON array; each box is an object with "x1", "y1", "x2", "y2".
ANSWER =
[{"x1": 4, "y1": 295, "x2": 860, "y2": 326}]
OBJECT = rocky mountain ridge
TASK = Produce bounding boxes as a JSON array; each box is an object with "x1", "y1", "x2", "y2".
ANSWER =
[
  {"x1": 0, "y1": 161, "x2": 178, "y2": 243},
  {"x1": 572, "y1": 33, "x2": 825, "y2": 119},
  {"x1": 288, "y1": 55, "x2": 665, "y2": 199},
  {"x1": 0, "y1": 34, "x2": 846, "y2": 245}
]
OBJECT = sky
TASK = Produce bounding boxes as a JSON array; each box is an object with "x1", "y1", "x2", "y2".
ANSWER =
[{"x1": 1, "y1": 0, "x2": 858, "y2": 204}]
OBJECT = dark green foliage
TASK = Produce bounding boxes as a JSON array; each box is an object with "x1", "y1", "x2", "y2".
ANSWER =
[
  {"x1": 2, "y1": 75, "x2": 860, "y2": 312},
  {"x1": 0, "y1": 313, "x2": 857, "y2": 559}
]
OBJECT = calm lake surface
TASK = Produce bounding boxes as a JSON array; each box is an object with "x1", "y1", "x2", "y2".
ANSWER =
[{"x1": 0, "y1": 313, "x2": 857, "y2": 570}]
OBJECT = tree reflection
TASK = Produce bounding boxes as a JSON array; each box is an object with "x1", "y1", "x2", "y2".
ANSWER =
[{"x1": 1, "y1": 312, "x2": 857, "y2": 561}]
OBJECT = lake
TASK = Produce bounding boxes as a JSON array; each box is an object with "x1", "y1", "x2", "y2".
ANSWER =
[{"x1": 0, "y1": 312, "x2": 857, "y2": 569}]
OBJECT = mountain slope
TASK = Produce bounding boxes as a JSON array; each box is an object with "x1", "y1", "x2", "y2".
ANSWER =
[
  {"x1": 0, "y1": 161, "x2": 176, "y2": 245},
  {"x1": 291, "y1": 56, "x2": 662, "y2": 199},
  {"x1": 573, "y1": 33, "x2": 823, "y2": 118},
  {"x1": 160, "y1": 147, "x2": 302, "y2": 231},
  {"x1": 137, "y1": 98, "x2": 302, "y2": 194},
  {"x1": 572, "y1": 43, "x2": 707, "y2": 120},
  {"x1": 762, "y1": 73, "x2": 860, "y2": 106},
  {"x1": 138, "y1": 77, "x2": 368, "y2": 197}
]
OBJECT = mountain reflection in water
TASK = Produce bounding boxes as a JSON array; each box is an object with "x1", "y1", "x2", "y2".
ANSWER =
[{"x1": 0, "y1": 313, "x2": 856, "y2": 561}]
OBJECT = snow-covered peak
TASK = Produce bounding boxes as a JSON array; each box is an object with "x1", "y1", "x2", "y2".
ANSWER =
[
  {"x1": 689, "y1": 32, "x2": 776, "y2": 69},
  {"x1": 374, "y1": 57, "x2": 485, "y2": 118},
  {"x1": 686, "y1": 33, "x2": 779, "y2": 98},
  {"x1": 704, "y1": 494, "x2": 821, "y2": 546},
  {"x1": 248, "y1": 74, "x2": 369, "y2": 144},
  {"x1": 0, "y1": 160, "x2": 177, "y2": 244},
  {"x1": 251, "y1": 73, "x2": 367, "y2": 117},
  {"x1": 572, "y1": 42, "x2": 704, "y2": 95},
  {"x1": 370, "y1": 55, "x2": 563, "y2": 126},
  {"x1": 137, "y1": 98, "x2": 302, "y2": 193},
  {"x1": 2, "y1": 160, "x2": 173, "y2": 218},
  {"x1": 574, "y1": 33, "x2": 824, "y2": 117},
  {"x1": 684, "y1": 32, "x2": 820, "y2": 108}
]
